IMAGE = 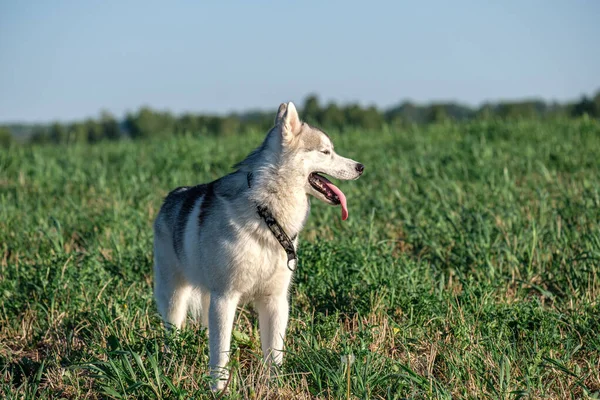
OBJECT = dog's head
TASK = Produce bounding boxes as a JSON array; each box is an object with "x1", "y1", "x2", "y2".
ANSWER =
[{"x1": 274, "y1": 102, "x2": 364, "y2": 220}]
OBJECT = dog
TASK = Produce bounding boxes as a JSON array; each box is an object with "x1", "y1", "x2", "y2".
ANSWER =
[{"x1": 153, "y1": 101, "x2": 364, "y2": 391}]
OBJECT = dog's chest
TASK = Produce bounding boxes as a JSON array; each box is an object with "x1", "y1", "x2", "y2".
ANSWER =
[{"x1": 231, "y1": 235, "x2": 291, "y2": 295}]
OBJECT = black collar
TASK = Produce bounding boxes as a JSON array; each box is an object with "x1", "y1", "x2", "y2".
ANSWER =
[{"x1": 247, "y1": 172, "x2": 298, "y2": 271}]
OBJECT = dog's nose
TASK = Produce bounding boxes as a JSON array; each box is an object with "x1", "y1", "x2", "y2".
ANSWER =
[{"x1": 355, "y1": 163, "x2": 364, "y2": 174}]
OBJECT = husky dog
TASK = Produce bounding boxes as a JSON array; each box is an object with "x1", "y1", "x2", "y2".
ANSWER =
[{"x1": 153, "y1": 102, "x2": 364, "y2": 390}]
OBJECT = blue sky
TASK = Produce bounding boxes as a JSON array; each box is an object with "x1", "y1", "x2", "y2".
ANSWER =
[{"x1": 1, "y1": 0, "x2": 599, "y2": 122}]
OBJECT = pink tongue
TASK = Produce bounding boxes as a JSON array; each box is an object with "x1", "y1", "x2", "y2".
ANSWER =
[{"x1": 323, "y1": 181, "x2": 348, "y2": 221}]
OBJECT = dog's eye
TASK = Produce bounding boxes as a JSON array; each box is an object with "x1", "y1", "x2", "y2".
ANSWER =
[{"x1": 321, "y1": 150, "x2": 331, "y2": 155}]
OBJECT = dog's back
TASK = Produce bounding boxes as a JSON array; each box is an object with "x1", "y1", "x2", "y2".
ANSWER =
[{"x1": 154, "y1": 184, "x2": 211, "y2": 261}]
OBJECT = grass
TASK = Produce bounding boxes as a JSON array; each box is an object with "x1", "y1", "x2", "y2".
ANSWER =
[{"x1": 1, "y1": 118, "x2": 599, "y2": 399}]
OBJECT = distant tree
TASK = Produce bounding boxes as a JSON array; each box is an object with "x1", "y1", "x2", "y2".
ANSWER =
[
  {"x1": 205, "y1": 116, "x2": 222, "y2": 136},
  {"x1": 67, "y1": 122, "x2": 89, "y2": 144},
  {"x1": 361, "y1": 106, "x2": 385, "y2": 130},
  {"x1": 49, "y1": 122, "x2": 68, "y2": 144},
  {"x1": 303, "y1": 95, "x2": 321, "y2": 125},
  {"x1": 321, "y1": 103, "x2": 345, "y2": 130},
  {"x1": 385, "y1": 101, "x2": 426, "y2": 124},
  {"x1": 238, "y1": 110, "x2": 273, "y2": 133},
  {"x1": 126, "y1": 107, "x2": 175, "y2": 139},
  {"x1": 16, "y1": 89, "x2": 600, "y2": 147},
  {"x1": 30, "y1": 126, "x2": 51, "y2": 144},
  {"x1": 426, "y1": 104, "x2": 449, "y2": 123},
  {"x1": 216, "y1": 116, "x2": 241, "y2": 136},
  {"x1": 400, "y1": 101, "x2": 420, "y2": 123},
  {"x1": 133, "y1": 107, "x2": 157, "y2": 139},
  {"x1": 476, "y1": 103, "x2": 495, "y2": 120},
  {"x1": 176, "y1": 113, "x2": 199, "y2": 135},
  {"x1": 342, "y1": 104, "x2": 384, "y2": 129},
  {"x1": 545, "y1": 101, "x2": 568, "y2": 119},
  {"x1": 124, "y1": 112, "x2": 138, "y2": 137},
  {"x1": 85, "y1": 119, "x2": 104, "y2": 143},
  {"x1": 0, "y1": 127, "x2": 13, "y2": 148},
  {"x1": 496, "y1": 100, "x2": 545, "y2": 119},
  {"x1": 571, "y1": 96, "x2": 598, "y2": 118},
  {"x1": 99, "y1": 111, "x2": 121, "y2": 140},
  {"x1": 343, "y1": 104, "x2": 364, "y2": 127},
  {"x1": 445, "y1": 103, "x2": 475, "y2": 120}
]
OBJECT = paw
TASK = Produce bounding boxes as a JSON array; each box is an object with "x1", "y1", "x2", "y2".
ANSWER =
[{"x1": 210, "y1": 368, "x2": 231, "y2": 393}]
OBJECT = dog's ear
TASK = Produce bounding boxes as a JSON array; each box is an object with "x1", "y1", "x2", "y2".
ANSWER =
[
  {"x1": 281, "y1": 101, "x2": 301, "y2": 141},
  {"x1": 275, "y1": 103, "x2": 287, "y2": 125}
]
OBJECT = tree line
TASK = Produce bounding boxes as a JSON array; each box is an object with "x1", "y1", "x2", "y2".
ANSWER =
[{"x1": 1, "y1": 91, "x2": 599, "y2": 147}]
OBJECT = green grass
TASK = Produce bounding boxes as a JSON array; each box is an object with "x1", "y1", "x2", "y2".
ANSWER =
[{"x1": 1, "y1": 118, "x2": 599, "y2": 399}]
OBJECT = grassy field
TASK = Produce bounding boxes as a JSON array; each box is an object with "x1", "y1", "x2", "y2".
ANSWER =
[{"x1": 1, "y1": 118, "x2": 599, "y2": 399}]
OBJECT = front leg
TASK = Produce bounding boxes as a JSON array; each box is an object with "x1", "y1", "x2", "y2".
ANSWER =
[
  {"x1": 208, "y1": 292, "x2": 240, "y2": 391},
  {"x1": 255, "y1": 294, "x2": 289, "y2": 365}
]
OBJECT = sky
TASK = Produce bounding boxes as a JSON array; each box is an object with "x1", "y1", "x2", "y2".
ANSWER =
[{"x1": 1, "y1": 0, "x2": 599, "y2": 123}]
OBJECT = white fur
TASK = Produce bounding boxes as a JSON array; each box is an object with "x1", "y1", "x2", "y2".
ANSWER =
[{"x1": 153, "y1": 102, "x2": 363, "y2": 391}]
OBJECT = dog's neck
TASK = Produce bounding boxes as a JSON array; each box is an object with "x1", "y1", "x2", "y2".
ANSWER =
[
  {"x1": 245, "y1": 162, "x2": 310, "y2": 239},
  {"x1": 235, "y1": 130, "x2": 311, "y2": 238}
]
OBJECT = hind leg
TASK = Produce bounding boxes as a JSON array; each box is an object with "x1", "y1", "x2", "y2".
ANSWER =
[
  {"x1": 157, "y1": 280, "x2": 191, "y2": 330},
  {"x1": 154, "y1": 253, "x2": 191, "y2": 330},
  {"x1": 188, "y1": 288, "x2": 210, "y2": 332},
  {"x1": 201, "y1": 291, "x2": 210, "y2": 329}
]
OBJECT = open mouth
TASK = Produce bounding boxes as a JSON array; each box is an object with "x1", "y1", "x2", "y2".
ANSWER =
[
  {"x1": 309, "y1": 173, "x2": 340, "y2": 204},
  {"x1": 308, "y1": 173, "x2": 349, "y2": 220}
]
